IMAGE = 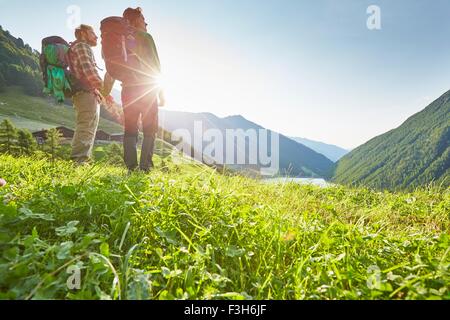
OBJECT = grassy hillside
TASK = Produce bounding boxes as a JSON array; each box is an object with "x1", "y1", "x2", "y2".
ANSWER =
[
  {"x1": 333, "y1": 90, "x2": 450, "y2": 191},
  {"x1": 0, "y1": 155, "x2": 448, "y2": 300},
  {"x1": 0, "y1": 87, "x2": 122, "y2": 134},
  {"x1": 0, "y1": 26, "x2": 42, "y2": 96}
]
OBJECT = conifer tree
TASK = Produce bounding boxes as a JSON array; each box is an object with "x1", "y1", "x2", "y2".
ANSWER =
[
  {"x1": 44, "y1": 128, "x2": 62, "y2": 161},
  {"x1": 0, "y1": 119, "x2": 18, "y2": 154},
  {"x1": 17, "y1": 128, "x2": 37, "y2": 155}
]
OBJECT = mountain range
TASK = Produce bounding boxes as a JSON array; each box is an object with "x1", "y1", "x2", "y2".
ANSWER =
[
  {"x1": 290, "y1": 137, "x2": 349, "y2": 162},
  {"x1": 159, "y1": 110, "x2": 335, "y2": 178}
]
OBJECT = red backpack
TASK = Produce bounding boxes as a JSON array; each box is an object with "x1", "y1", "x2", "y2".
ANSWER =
[{"x1": 100, "y1": 17, "x2": 140, "y2": 83}]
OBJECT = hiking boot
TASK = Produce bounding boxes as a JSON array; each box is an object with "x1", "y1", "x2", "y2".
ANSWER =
[{"x1": 139, "y1": 161, "x2": 155, "y2": 174}]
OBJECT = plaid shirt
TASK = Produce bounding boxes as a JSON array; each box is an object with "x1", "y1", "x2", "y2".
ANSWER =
[
  {"x1": 69, "y1": 41, "x2": 103, "y2": 90},
  {"x1": 69, "y1": 41, "x2": 122, "y2": 117}
]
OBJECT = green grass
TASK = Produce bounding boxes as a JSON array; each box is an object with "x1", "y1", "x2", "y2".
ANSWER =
[
  {"x1": 0, "y1": 154, "x2": 448, "y2": 300},
  {"x1": 0, "y1": 87, "x2": 122, "y2": 134}
]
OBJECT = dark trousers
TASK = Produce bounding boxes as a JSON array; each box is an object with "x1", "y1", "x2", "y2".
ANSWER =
[{"x1": 121, "y1": 85, "x2": 159, "y2": 171}]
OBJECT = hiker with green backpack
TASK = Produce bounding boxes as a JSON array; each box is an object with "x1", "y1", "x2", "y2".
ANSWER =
[
  {"x1": 40, "y1": 25, "x2": 123, "y2": 165},
  {"x1": 68, "y1": 24, "x2": 106, "y2": 164},
  {"x1": 101, "y1": 7, "x2": 165, "y2": 173}
]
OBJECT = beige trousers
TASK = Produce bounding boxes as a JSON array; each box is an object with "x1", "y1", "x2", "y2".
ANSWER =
[{"x1": 71, "y1": 91, "x2": 100, "y2": 163}]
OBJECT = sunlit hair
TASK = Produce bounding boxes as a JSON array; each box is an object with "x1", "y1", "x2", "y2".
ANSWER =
[
  {"x1": 123, "y1": 7, "x2": 144, "y2": 25},
  {"x1": 75, "y1": 24, "x2": 93, "y2": 40}
]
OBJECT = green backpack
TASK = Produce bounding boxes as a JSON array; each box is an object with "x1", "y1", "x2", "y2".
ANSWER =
[{"x1": 40, "y1": 36, "x2": 82, "y2": 103}]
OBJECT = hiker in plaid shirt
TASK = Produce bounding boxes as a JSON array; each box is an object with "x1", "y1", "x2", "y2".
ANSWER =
[
  {"x1": 70, "y1": 32, "x2": 103, "y2": 92},
  {"x1": 69, "y1": 24, "x2": 122, "y2": 164}
]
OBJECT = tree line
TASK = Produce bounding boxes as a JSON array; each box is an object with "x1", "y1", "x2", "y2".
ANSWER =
[{"x1": 0, "y1": 119, "x2": 63, "y2": 160}]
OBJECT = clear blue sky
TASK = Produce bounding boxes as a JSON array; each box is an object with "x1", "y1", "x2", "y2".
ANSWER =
[{"x1": 1, "y1": 0, "x2": 450, "y2": 149}]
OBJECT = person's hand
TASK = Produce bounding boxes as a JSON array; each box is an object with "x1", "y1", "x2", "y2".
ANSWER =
[
  {"x1": 105, "y1": 95, "x2": 115, "y2": 106},
  {"x1": 0, "y1": 178, "x2": 6, "y2": 187},
  {"x1": 94, "y1": 89, "x2": 105, "y2": 105}
]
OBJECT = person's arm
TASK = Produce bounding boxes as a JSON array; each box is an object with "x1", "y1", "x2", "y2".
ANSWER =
[
  {"x1": 98, "y1": 72, "x2": 123, "y2": 124},
  {"x1": 102, "y1": 72, "x2": 115, "y2": 97},
  {"x1": 148, "y1": 34, "x2": 162, "y2": 74},
  {"x1": 147, "y1": 34, "x2": 165, "y2": 106}
]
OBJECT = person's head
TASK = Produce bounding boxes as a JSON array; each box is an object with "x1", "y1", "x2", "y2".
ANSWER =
[
  {"x1": 123, "y1": 7, "x2": 147, "y2": 31},
  {"x1": 75, "y1": 24, "x2": 98, "y2": 47}
]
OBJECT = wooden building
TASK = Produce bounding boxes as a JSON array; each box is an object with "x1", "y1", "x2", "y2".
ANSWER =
[
  {"x1": 95, "y1": 130, "x2": 111, "y2": 141},
  {"x1": 33, "y1": 126, "x2": 124, "y2": 144},
  {"x1": 110, "y1": 134, "x2": 124, "y2": 142},
  {"x1": 32, "y1": 126, "x2": 74, "y2": 145}
]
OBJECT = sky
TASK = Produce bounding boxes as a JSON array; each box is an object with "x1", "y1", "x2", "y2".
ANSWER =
[{"x1": 1, "y1": 0, "x2": 450, "y2": 149}]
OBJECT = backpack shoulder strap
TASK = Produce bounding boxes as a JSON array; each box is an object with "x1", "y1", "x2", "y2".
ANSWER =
[{"x1": 66, "y1": 42, "x2": 75, "y2": 73}]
